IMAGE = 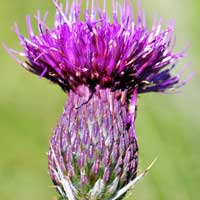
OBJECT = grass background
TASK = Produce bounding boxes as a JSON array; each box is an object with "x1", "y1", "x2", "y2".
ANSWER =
[{"x1": 0, "y1": 0, "x2": 199, "y2": 199}]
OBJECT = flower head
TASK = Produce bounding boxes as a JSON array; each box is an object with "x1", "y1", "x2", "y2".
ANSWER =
[
  {"x1": 6, "y1": 0, "x2": 191, "y2": 200},
  {"x1": 6, "y1": 0, "x2": 188, "y2": 95}
]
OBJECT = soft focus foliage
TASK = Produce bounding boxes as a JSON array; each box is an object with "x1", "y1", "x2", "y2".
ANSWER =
[{"x1": 0, "y1": 0, "x2": 200, "y2": 200}]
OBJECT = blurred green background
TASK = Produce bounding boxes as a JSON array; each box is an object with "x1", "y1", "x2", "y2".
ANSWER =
[{"x1": 0, "y1": 0, "x2": 199, "y2": 199}]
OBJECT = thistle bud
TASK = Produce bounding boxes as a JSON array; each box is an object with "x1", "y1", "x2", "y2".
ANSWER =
[{"x1": 48, "y1": 86, "x2": 138, "y2": 199}]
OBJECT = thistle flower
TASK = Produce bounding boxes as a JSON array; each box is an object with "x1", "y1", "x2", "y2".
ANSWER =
[{"x1": 6, "y1": 0, "x2": 190, "y2": 200}]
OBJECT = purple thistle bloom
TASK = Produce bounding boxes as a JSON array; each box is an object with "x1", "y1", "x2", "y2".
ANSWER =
[
  {"x1": 6, "y1": 0, "x2": 187, "y2": 94},
  {"x1": 6, "y1": 0, "x2": 191, "y2": 199}
]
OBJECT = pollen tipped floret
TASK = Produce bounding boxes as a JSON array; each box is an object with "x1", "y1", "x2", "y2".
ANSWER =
[
  {"x1": 48, "y1": 86, "x2": 138, "y2": 200},
  {"x1": 6, "y1": 0, "x2": 188, "y2": 94}
]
